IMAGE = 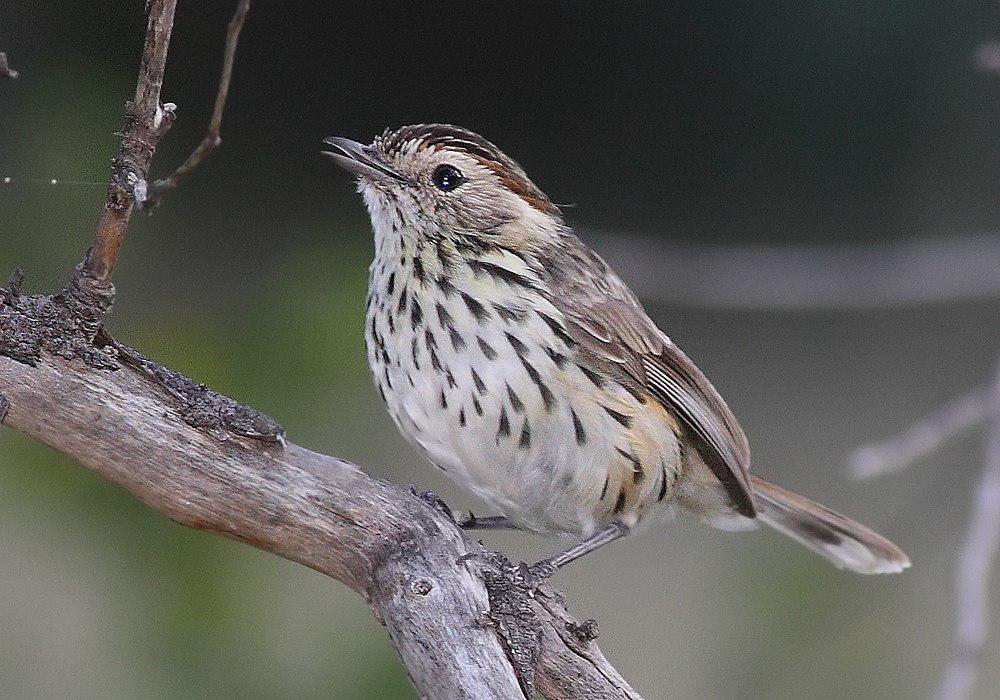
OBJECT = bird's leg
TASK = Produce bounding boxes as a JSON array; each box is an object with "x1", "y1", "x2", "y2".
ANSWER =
[{"x1": 521, "y1": 522, "x2": 630, "y2": 588}]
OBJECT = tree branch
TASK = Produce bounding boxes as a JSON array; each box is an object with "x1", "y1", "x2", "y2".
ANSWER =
[
  {"x1": 935, "y1": 364, "x2": 1000, "y2": 700},
  {"x1": 0, "y1": 331, "x2": 640, "y2": 699},
  {"x1": 850, "y1": 388, "x2": 995, "y2": 479},
  {"x1": 588, "y1": 232, "x2": 1000, "y2": 310},
  {"x1": 0, "y1": 1, "x2": 642, "y2": 696},
  {"x1": 80, "y1": 0, "x2": 176, "y2": 286},
  {"x1": 147, "y1": 0, "x2": 250, "y2": 205},
  {"x1": 849, "y1": 364, "x2": 1000, "y2": 700}
]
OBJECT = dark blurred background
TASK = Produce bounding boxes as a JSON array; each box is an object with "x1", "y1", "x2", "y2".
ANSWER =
[{"x1": 2, "y1": 2, "x2": 999, "y2": 698}]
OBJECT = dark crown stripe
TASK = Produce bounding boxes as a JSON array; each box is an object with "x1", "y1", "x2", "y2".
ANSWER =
[{"x1": 378, "y1": 123, "x2": 560, "y2": 217}]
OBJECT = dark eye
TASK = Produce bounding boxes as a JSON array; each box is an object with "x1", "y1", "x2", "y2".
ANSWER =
[{"x1": 431, "y1": 164, "x2": 465, "y2": 192}]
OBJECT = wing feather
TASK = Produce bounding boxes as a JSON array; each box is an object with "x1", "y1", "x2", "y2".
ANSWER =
[{"x1": 539, "y1": 233, "x2": 756, "y2": 517}]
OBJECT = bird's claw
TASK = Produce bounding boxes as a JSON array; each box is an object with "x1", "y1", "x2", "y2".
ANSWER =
[
  {"x1": 454, "y1": 510, "x2": 478, "y2": 528},
  {"x1": 409, "y1": 486, "x2": 459, "y2": 523}
]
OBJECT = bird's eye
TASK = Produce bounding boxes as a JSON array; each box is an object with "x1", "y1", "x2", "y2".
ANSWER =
[{"x1": 431, "y1": 164, "x2": 465, "y2": 192}]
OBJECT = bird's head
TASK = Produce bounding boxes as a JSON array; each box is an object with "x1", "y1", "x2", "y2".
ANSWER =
[{"x1": 323, "y1": 124, "x2": 563, "y2": 247}]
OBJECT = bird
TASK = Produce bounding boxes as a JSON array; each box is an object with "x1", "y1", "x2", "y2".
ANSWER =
[{"x1": 322, "y1": 123, "x2": 910, "y2": 579}]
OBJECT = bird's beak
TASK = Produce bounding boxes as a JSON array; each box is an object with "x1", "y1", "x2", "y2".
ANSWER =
[{"x1": 321, "y1": 136, "x2": 408, "y2": 184}]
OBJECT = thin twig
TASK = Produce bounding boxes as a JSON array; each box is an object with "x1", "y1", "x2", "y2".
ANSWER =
[
  {"x1": 0, "y1": 52, "x2": 18, "y2": 79},
  {"x1": 588, "y1": 232, "x2": 1000, "y2": 309},
  {"x1": 850, "y1": 388, "x2": 994, "y2": 479},
  {"x1": 80, "y1": 0, "x2": 177, "y2": 286},
  {"x1": 147, "y1": 0, "x2": 250, "y2": 204},
  {"x1": 935, "y1": 364, "x2": 1000, "y2": 700}
]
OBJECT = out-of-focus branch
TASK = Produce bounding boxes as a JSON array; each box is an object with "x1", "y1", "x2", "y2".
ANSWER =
[
  {"x1": 0, "y1": 52, "x2": 18, "y2": 79},
  {"x1": 935, "y1": 365, "x2": 1000, "y2": 700},
  {"x1": 850, "y1": 388, "x2": 995, "y2": 479},
  {"x1": 851, "y1": 364, "x2": 1000, "y2": 700},
  {"x1": 975, "y1": 41, "x2": 1000, "y2": 73},
  {"x1": 588, "y1": 232, "x2": 1000, "y2": 310},
  {"x1": 147, "y1": 0, "x2": 250, "y2": 205}
]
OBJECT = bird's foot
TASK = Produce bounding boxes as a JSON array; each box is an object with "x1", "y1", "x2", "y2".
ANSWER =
[
  {"x1": 409, "y1": 486, "x2": 481, "y2": 527},
  {"x1": 409, "y1": 486, "x2": 456, "y2": 522},
  {"x1": 457, "y1": 513, "x2": 520, "y2": 530},
  {"x1": 454, "y1": 511, "x2": 478, "y2": 528}
]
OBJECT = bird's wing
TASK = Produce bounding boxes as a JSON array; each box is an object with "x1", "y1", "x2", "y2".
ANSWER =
[{"x1": 540, "y1": 233, "x2": 756, "y2": 517}]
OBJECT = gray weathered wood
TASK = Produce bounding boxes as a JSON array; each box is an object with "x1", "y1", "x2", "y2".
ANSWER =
[
  {"x1": 0, "y1": 348, "x2": 641, "y2": 699},
  {"x1": 0, "y1": 1, "x2": 643, "y2": 694}
]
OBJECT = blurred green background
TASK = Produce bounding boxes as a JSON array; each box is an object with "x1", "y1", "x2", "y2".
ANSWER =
[{"x1": 2, "y1": 2, "x2": 999, "y2": 698}]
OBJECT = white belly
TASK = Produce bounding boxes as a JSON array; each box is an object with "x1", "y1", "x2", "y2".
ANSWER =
[{"x1": 364, "y1": 250, "x2": 682, "y2": 536}]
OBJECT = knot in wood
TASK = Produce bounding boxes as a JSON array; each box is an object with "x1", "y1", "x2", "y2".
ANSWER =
[
  {"x1": 410, "y1": 578, "x2": 433, "y2": 596},
  {"x1": 567, "y1": 618, "x2": 600, "y2": 643}
]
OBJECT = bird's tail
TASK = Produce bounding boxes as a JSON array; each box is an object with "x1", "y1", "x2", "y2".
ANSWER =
[{"x1": 751, "y1": 475, "x2": 910, "y2": 574}]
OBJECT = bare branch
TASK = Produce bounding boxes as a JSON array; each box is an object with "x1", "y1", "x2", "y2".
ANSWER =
[
  {"x1": 0, "y1": 2, "x2": 644, "y2": 694},
  {"x1": 850, "y1": 388, "x2": 994, "y2": 479},
  {"x1": 80, "y1": 0, "x2": 177, "y2": 286},
  {"x1": 535, "y1": 592, "x2": 644, "y2": 699},
  {"x1": 0, "y1": 342, "x2": 640, "y2": 699},
  {"x1": 148, "y1": 0, "x2": 250, "y2": 204},
  {"x1": 587, "y1": 232, "x2": 1000, "y2": 310},
  {"x1": 0, "y1": 51, "x2": 18, "y2": 79},
  {"x1": 935, "y1": 365, "x2": 1000, "y2": 700},
  {"x1": 975, "y1": 41, "x2": 1000, "y2": 74}
]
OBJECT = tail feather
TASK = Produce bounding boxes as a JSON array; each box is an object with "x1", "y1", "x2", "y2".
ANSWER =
[{"x1": 751, "y1": 475, "x2": 910, "y2": 575}]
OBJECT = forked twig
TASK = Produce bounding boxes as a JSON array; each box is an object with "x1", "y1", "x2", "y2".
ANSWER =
[
  {"x1": 147, "y1": 0, "x2": 250, "y2": 204},
  {"x1": 852, "y1": 366, "x2": 1000, "y2": 700},
  {"x1": 936, "y1": 366, "x2": 1000, "y2": 700}
]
